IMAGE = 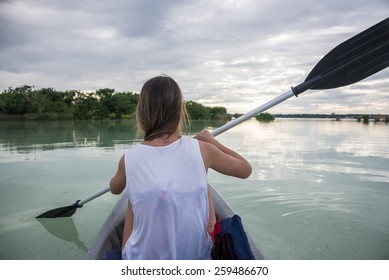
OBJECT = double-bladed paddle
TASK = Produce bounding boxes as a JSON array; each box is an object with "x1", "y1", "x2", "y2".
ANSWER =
[{"x1": 36, "y1": 17, "x2": 388, "y2": 218}]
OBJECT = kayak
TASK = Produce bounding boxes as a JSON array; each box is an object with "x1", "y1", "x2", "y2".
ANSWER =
[{"x1": 85, "y1": 184, "x2": 266, "y2": 260}]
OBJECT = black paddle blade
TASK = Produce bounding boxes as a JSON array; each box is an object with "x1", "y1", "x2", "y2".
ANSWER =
[
  {"x1": 36, "y1": 201, "x2": 81, "y2": 219},
  {"x1": 293, "y1": 17, "x2": 389, "y2": 95}
]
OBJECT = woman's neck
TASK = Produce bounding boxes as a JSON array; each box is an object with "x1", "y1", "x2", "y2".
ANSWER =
[{"x1": 142, "y1": 132, "x2": 181, "y2": 147}]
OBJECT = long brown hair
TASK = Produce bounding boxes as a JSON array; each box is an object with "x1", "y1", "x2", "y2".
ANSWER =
[{"x1": 136, "y1": 75, "x2": 189, "y2": 141}]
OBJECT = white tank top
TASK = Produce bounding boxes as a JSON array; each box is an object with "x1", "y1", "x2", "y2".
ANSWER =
[{"x1": 122, "y1": 136, "x2": 212, "y2": 260}]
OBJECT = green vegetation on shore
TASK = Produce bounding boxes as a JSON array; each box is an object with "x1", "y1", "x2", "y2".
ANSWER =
[
  {"x1": 255, "y1": 112, "x2": 275, "y2": 122},
  {"x1": 0, "y1": 85, "x2": 230, "y2": 121},
  {"x1": 1, "y1": 85, "x2": 387, "y2": 122},
  {"x1": 274, "y1": 113, "x2": 389, "y2": 123}
]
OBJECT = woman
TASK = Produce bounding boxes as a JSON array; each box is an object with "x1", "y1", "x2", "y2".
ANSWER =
[{"x1": 109, "y1": 75, "x2": 251, "y2": 259}]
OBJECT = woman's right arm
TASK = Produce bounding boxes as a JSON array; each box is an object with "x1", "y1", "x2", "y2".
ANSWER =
[
  {"x1": 195, "y1": 130, "x2": 252, "y2": 179},
  {"x1": 109, "y1": 155, "x2": 126, "y2": 194}
]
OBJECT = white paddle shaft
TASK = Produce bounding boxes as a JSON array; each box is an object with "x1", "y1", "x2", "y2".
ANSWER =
[{"x1": 212, "y1": 89, "x2": 295, "y2": 136}]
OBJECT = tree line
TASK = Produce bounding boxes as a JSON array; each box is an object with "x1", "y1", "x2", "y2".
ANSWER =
[
  {"x1": 0, "y1": 85, "x2": 230, "y2": 121},
  {"x1": 274, "y1": 113, "x2": 389, "y2": 122}
]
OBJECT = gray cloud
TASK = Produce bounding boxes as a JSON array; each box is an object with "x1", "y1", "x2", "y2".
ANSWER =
[{"x1": 0, "y1": 0, "x2": 388, "y2": 114}]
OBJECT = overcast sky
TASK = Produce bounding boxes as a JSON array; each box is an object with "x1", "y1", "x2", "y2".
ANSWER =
[{"x1": 1, "y1": 0, "x2": 388, "y2": 114}]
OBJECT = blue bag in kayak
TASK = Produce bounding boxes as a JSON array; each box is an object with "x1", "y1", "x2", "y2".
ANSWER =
[
  {"x1": 211, "y1": 214, "x2": 255, "y2": 260},
  {"x1": 103, "y1": 249, "x2": 122, "y2": 260}
]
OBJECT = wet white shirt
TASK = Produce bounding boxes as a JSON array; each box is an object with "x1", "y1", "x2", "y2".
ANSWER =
[{"x1": 122, "y1": 136, "x2": 212, "y2": 260}]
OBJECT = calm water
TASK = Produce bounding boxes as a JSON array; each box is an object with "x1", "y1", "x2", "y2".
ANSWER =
[{"x1": 0, "y1": 119, "x2": 388, "y2": 260}]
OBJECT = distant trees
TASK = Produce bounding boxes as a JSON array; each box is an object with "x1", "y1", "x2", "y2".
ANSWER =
[
  {"x1": 209, "y1": 106, "x2": 228, "y2": 120},
  {"x1": 0, "y1": 85, "x2": 32, "y2": 114},
  {"x1": 0, "y1": 86, "x2": 139, "y2": 120},
  {"x1": 256, "y1": 112, "x2": 275, "y2": 122},
  {"x1": 96, "y1": 88, "x2": 139, "y2": 119},
  {"x1": 0, "y1": 86, "x2": 229, "y2": 121},
  {"x1": 185, "y1": 101, "x2": 229, "y2": 120},
  {"x1": 357, "y1": 114, "x2": 389, "y2": 123},
  {"x1": 185, "y1": 101, "x2": 210, "y2": 120}
]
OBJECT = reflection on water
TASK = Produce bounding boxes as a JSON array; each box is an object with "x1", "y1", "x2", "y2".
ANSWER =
[
  {"x1": 0, "y1": 120, "x2": 139, "y2": 153},
  {"x1": 0, "y1": 120, "x2": 140, "y2": 154},
  {"x1": 0, "y1": 119, "x2": 388, "y2": 259},
  {"x1": 0, "y1": 119, "x2": 227, "y2": 154},
  {"x1": 37, "y1": 218, "x2": 88, "y2": 253},
  {"x1": 207, "y1": 119, "x2": 389, "y2": 259}
]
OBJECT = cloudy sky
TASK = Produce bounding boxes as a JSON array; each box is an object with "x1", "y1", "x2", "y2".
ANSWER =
[{"x1": 1, "y1": 0, "x2": 388, "y2": 114}]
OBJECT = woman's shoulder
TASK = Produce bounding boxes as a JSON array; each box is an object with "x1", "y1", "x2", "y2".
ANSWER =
[
  {"x1": 181, "y1": 135, "x2": 196, "y2": 143},
  {"x1": 124, "y1": 143, "x2": 146, "y2": 156}
]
